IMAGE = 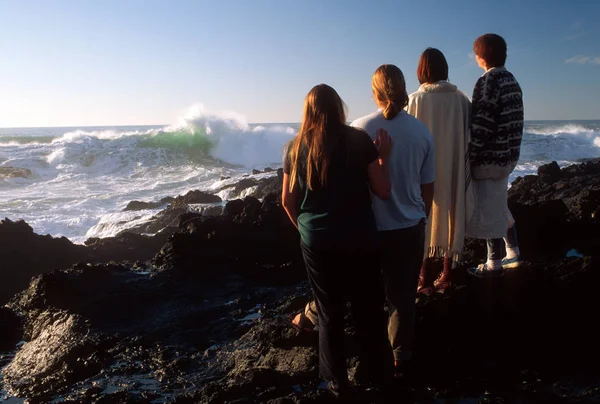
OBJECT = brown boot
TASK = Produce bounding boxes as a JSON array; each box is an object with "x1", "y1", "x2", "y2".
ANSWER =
[
  {"x1": 434, "y1": 256, "x2": 452, "y2": 293},
  {"x1": 417, "y1": 259, "x2": 434, "y2": 296}
]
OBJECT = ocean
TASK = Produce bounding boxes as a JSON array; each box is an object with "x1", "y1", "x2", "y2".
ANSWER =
[{"x1": 1, "y1": 111, "x2": 599, "y2": 245}]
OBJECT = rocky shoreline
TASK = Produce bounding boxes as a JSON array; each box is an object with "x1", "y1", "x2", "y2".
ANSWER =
[{"x1": 1, "y1": 160, "x2": 599, "y2": 403}]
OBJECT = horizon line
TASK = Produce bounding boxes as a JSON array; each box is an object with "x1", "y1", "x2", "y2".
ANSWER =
[{"x1": 1, "y1": 118, "x2": 599, "y2": 130}]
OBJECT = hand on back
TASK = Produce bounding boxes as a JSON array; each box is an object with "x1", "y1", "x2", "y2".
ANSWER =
[{"x1": 375, "y1": 128, "x2": 392, "y2": 161}]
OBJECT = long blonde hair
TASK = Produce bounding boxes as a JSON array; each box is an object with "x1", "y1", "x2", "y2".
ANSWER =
[
  {"x1": 288, "y1": 84, "x2": 347, "y2": 191},
  {"x1": 372, "y1": 64, "x2": 408, "y2": 120}
]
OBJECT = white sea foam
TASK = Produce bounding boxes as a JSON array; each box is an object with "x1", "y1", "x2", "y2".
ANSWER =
[
  {"x1": 527, "y1": 123, "x2": 595, "y2": 136},
  {"x1": 84, "y1": 210, "x2": 162, "y2": 240},
  {"x1": 0, "y1": 104, "x2": 297, "y2": 243},
  {"x1": 167, "y1": 103, "x2": 296, "y2": 168},
  {"x1": 2, "y1": 114, "x2": 599, "y2": 244}
]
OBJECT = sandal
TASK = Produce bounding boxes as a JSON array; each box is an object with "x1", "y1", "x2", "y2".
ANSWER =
[
  {"x1": 289, "y1": 312, "x2": 315, "y2": 333},
  {"x1": 467, "y1": 263, "x2": 503, "y2": 279}
]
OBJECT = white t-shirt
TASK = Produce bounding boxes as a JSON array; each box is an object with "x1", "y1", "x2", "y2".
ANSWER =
[{"x1": 351, "y1": 110, "x2": 435, "y2": 231}]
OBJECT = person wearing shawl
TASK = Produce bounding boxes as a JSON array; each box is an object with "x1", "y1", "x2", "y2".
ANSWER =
[{"x1": 406, "y1": 48, "x2": 474, "y2": 294}]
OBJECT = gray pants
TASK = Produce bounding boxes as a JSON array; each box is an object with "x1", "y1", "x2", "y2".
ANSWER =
[{"x1": 380, "y1": 221, "x2": 425, "y2": 363}]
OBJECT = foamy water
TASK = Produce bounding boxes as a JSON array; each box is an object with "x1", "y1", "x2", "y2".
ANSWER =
[
  {"x1": 0, "y1": 105, "x2": 297, "y2": 243},
  {"x1": 512, "y1": 120, "x2": 600, "y2": 181},
  {"x1": 1, "y1": 109, "x2": 599, "y2": 244}
]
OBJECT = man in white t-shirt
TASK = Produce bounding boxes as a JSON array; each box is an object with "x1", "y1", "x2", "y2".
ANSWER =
[{"x1": 351, "y1": 64, "x2": 435, "y2": 377}]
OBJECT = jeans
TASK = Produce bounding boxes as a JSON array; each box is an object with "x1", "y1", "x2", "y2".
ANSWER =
[
  {"x1": 300, "y1": 241, "x2": 390, "y2": 386},
  {"x1": 487, "y1": 224, "x2": 519, "y2": 261},
  {"x1": 379, "y1": 220, "x2": 426, "y2": 363}
]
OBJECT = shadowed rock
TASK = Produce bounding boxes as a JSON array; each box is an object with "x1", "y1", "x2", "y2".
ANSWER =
[
  {"x1": 0, "y1": 218, "x2": 89, "y2": 305},
  {"x1": 170, "y1": 190, "x2": 222, "y2": 208},
  {"x1": 2, "y1": 160, "x2": 600, "y2": 402},
  {"x1": 123, "y1": 197, "x2": 175, "y2": 211}
]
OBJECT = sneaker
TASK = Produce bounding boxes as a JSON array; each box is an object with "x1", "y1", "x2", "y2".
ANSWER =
[
  {"x1": 501, "y1": 256, "x2": 520, "y2": 270},
  {"x1": 327, "y1": 381, "x2": 342, "y2": 398},
  {"x1": 467, "y1": 263, "x2": 504, "y2": 278}
]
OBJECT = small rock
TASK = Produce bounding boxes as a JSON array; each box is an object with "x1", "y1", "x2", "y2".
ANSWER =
[{"x1": 538, "y1": 161, "x2": 561, "y2": 184}]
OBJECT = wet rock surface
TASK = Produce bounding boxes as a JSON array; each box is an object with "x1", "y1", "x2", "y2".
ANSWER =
[
  {"x1": 216, "y1": 168, "x2": 284, "y2": 201},
  {"x1": 0, "y1": 218, "x2": 89, "y2": 305},
  {"x1": 508, "y1": 158, "x2": 600, "y2": 260},
  {"x1": 0, "y1": 166, "x2": 32, "y2": 179},
  {"x1": 0, "y1": 218, "x2": 173, "y2": 305},
  {"x1": 124, "y1": 197, "x2": 176, "y2": 211},
  {"x1": 1, "y1": 160, "x2": 599, "y2": 403}
]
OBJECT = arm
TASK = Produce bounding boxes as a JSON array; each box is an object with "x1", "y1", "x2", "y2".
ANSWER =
[
  {"x1": 281, "y1": 173, "x2": 300, "y2": 229},
  {"x1": 368, "y1": 158, "x2": 391, "y2": 200},
  {"x1": 420, "y1": 182, "x2": 434, "y2": 218},
  {"x1": 368, "y1": 128, "x2": 392, "y2": 200}
]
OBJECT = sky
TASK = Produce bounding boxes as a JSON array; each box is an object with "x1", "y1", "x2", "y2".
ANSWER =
[{"x1": 0, "y1": 0, "x2": 599, "y2": 127}]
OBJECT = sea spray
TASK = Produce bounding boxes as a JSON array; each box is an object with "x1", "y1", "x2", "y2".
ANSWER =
[
  {"x1": 170, "y1": 103, "x2": 296, "y2": 168},
  {"x1": 2, "y1": 113, "x2": 599, "y2": 244},
  {"x1": 0, "y1": 104, "x2": 297, "y2": 243}
]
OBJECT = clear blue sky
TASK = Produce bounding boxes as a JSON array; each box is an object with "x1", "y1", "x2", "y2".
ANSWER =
[{"x1": 1, "y1": 0, "x2": 599, "y2": 127}]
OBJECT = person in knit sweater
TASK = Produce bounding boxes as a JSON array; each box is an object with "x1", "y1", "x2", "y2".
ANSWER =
[
  {"x1": 406, "y1": 48, "x2": 474, "y2": 294},
  {"x1": 466, "y1": 33, "x2": 524, "y2": 277}
]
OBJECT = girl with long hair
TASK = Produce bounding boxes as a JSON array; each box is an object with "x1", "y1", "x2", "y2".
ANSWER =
[{"x1": 282, "y1": 84, "x2": 392, "y2": 396}]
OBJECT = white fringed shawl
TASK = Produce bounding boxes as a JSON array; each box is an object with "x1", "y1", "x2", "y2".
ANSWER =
[{"x1": 407, "y1": 81, "x2": 474, "y2": 263}]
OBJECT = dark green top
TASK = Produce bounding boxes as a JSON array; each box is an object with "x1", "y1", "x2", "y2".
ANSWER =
[{"x1": 284, "y1": 126, "x2": 379, "y2": 252}]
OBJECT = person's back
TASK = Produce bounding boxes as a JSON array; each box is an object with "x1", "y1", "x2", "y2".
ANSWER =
[
  {"x1": 407, "y1": 82, "x2": 470, "y2": 191},
  {"x1": 351, "y1": 64, "x2": 434, "y2": 378},
  {"x1": 405, "y1": 47, "x2": 474, "y2": 293},
  {"x1": 281, "y1": 84, "x2": 393, "y2": 396},
  {"x1": 466, "y1": 33, "x2": 524, "y2": 278},
  {"x1": 292, "y1": 125, "x2": 379, "y2": 251},
  {"x1": 470, "y1": 67, "x2": 523, "y2": 174},
  {"x1": 352, "y1": 110, "x2": 434, "y2": 231}
]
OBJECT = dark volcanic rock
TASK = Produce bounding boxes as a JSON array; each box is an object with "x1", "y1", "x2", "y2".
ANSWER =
[
  {"x1": 5, "y1": 256, "x2": 599, "y2": 403},
  {"x1": 118, "y1": 190, "x2": 223, "y2": 237},
  {"x1": 2, "y1": 159, "x2": 600, "y2": 402},
  {"x1": 0, "y1": 218, "x2": 172, "y2": 306},
  {"x1": 251, "y1": 170, "x2": 284, "y2": 200},
  {"x1": 123, "y1": 196, "x2": 175, "y2": 211},
  {"x1": 216, "y1": 169, "x2": 283, "y2": 200},
  {"x1": 153, "y1": 196, "x2": 303, "y2": 285},
  {"x1": 508, "y1": 159, "x2": 600, "y2": 260},
  {"x1": 83, "y1": 229, "x2": 178, "y2": 262},
  {"x1": 218, "y1": 177, "x2": 259, "y2": 195},
  {"x1": 509, "y1": 159, "x2": 600, "y2": 221},
  {"x1": 0, "y1": 218, "x2": 89, "y2": 305},
  {"x1": 537, "y1": 160, "x2": 561, "y2": 184},
  {"x1": 0, "y1": 306, "x2": 22, "y2": 352},
  {"x1": 171, "y1": 190, "x2": 222, "y2": 208}
]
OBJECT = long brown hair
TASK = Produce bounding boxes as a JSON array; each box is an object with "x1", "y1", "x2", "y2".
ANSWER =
[
  {"x1": 288, "y1": 84, "x2": 347, "y2": 191},
  {"x1": 372, "y1": 64, "x2": 408, "y2": 120}
]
